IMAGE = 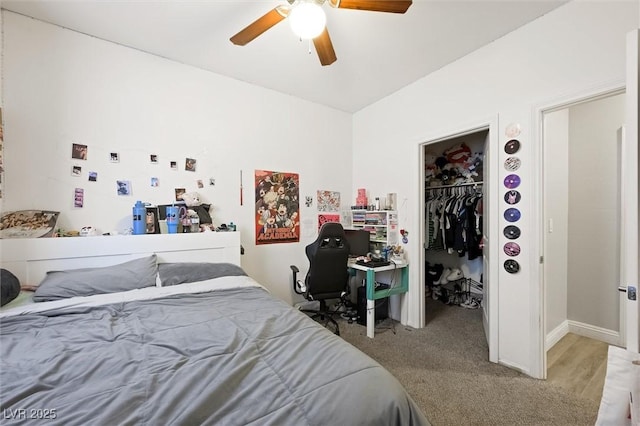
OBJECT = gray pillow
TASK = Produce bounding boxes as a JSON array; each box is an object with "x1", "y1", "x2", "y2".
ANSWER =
[
  {"x1": 33, "y1": 254, "x2": 158, "y2": 302},
  {"x1": 1, "y1": 269, "x2": 21, "y2": 306},
  {"x1": 158, "y1": 262, "x2": 246, "y2": 287}
]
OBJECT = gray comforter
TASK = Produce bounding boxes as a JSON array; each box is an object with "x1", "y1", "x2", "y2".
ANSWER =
[{"x1": 1, "y1": 285, "x2": 429, "y2": 425}]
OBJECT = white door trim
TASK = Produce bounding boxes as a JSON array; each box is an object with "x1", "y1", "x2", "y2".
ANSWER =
[
  {"x1": 416, "y1": 115, "x2": 499, "y2": 363},
  {"x1": 618, "y1": 126, "x2": 627, "y2": 348},
  {"x1": 532, "y1": 81, "x2": 625, "y2": 379},
  {"x1": 623, "y1": 29, "x2": 639, "y2": 352}
]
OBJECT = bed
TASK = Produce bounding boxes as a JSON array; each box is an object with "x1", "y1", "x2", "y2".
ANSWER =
[{"x1": 0, "y1": 234, "x2": 428, "y2": 425}]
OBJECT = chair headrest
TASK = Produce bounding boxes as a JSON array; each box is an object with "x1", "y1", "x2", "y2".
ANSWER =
[{"x1": 317, "y1": 222, "x2": 345, "y2": 239}]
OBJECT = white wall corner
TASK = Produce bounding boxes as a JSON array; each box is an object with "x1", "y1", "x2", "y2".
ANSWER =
[{"x1": 546, "y1": 320, "x2": 570, "y2": 351}]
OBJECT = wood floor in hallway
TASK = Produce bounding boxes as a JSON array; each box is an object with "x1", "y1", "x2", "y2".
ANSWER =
[{"x1": 547, "y1": 333, "x2": 610, "y2": 404}]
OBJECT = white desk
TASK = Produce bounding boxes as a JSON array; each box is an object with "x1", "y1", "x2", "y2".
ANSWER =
[{"x1": 348, "y1": 261, "x2": 409, "y2": 338}]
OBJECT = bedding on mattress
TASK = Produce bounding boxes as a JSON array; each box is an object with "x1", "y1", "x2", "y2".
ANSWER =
[{"x1": 0, "y1": 274, "x2": 429, "y2": 426}]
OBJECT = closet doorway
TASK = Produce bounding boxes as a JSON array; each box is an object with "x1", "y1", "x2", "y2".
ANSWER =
[
  {"x1": 542, "y1": 90, "x2": 626, "y2": 378},
  {"x1": 420, "y1": 125, "x2": 497, "y2": 362}
]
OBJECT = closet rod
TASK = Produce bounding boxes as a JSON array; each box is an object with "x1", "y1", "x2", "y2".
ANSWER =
[{"x1": 426, "y1": 181, "x2": 483, "y2": 190}]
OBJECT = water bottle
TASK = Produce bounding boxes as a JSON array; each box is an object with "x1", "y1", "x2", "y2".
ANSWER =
[
  {"x1": 166, "y1": 205, "x2": 183, "y2": 234},
  {"x1": 132, "y1": 201, "x2": 146, "y2": 235},
  {"x1": 181, "y1": 215, "x2": 191, "y2": 233}
]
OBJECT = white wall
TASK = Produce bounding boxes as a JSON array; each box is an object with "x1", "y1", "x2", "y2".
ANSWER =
[
  {"x1": 567, "y1": 94, "x2": 625, "y2": 332},
  {"x1": 353, "y1": 1, "x2": 639, "y2": 375},
  {"x1": 1, "y1": 12, "x2": 353, "y2": 304},
  {"x1": 544, "y1": 109, "x2": 569, "y2": 337}
]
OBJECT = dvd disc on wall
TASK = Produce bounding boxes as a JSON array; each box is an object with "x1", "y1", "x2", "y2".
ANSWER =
[
  {"x1": 504, "y1": 174, "x2": 521, "y2": 189},
  {"x1": 504, "y1": 242, "x2": 521, "y2": 257},
  {"x1": 504, "y1": 208, "x2": 521, "y2": 222},
  {"x1": 504, "y1": 190, "x2": 521, "y2": 205},
  {"x1": 504, "y1": 139, "x2": 521, "y2": 154},
  {"x1": 504, "y1": 259, "x2": 520, "y2": 274},
  {"x1": 503, "y1": 225, "x2": 521, "y2": 239}
]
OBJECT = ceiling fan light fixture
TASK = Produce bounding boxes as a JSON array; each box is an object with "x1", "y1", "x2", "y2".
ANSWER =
[{"x1": 289, "y1": 2, "x2": 326, "y2": 40}]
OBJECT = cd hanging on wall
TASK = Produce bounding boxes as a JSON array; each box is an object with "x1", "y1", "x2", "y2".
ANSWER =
[
  {"x1": 504, "y1": 139, "x2": 521, "y2": 154},
  {"x1": 504, "y1": 157, "x2": 521, "y2": 171},
  {"x1": 504, "y1": 208, "x2": 521, "y2": 222},
  {"x1": 504, "y1": 174, "x2": 521, "y2": 189},
  {"x1": 504, "y1": 190, "x2": 521, "y2": 205},
  {"x1": 503, "y1": 225, "x2": 521, "y2": 240},
  {"x1": 505, "y1": 123, "x2": 522, "y2": 138},
  {"x1": 504, "y1": 242, "x2": 521, "y2": 257},
  {"x1": 504, "y1": 259, "x2": 520, "y2": 274}
]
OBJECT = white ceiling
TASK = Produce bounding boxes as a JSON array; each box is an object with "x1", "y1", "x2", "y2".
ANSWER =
[{"x1": 2, "y1": 0, "x2": 567, "y2": 113}]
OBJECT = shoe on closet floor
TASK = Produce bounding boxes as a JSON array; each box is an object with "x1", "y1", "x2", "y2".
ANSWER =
[
  {"x1": 431, "y1": 285, "x2": 442, "y2": 300},
  {"x1": 426, "y1": 263, "x2": 444, "y2": 286},
  {"x1": 446, "y1": 268, "x2": 463, "y2": 281},
  {"x1": 435, "y1": 268, "x2": 452, "y2": 285},
  {"x1": 461, "y1": 298, "x2": 480, "y2": 309},
  {"x1": 437, "y1": 288, "x2": 450, "y2": 304}
]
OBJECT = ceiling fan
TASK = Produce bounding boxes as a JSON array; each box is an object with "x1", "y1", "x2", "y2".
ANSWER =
[{"x1": 230, "y1": 0, "x2": 413, "y2": 66}]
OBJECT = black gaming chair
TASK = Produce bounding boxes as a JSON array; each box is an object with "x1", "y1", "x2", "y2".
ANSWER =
[{"x1": 290, "y1": 222, "x2": 351, "y2": 335}]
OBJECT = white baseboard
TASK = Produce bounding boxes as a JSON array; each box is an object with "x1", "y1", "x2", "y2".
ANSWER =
[
  {"x1": 546, "y1": 320, "x2": 570, "y2": 351},
  {"x1": 546, "y1": 319, "x2": 620, "y2": 350},
  {"x1": 498, "y1": 358, "x2": 530, "y2": 377},
  {"x1": 483, "y1": 307, "x2": 489, "y2": 345},
  {"x1": 568, "y1": 320, "x2": 620, "y2": 346}
]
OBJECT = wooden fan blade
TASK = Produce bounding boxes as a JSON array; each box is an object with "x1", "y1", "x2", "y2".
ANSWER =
[
  {"x1": 329, "y1": 0, "x2": 412, "y2": 13},
  {"x1": 313, "y1": 27, "x2": 337, "y2": 66},
  {"x1": 230, "y1": 7, "x2": 288, "y2": 46}
]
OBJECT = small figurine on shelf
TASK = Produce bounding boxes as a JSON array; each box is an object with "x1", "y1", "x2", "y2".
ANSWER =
[
  {"x1": 181, "y1": 212, "x2": 191, "y2": 233},
  {"x1": 389, "y1": 244, "x2": 405, "y2": 262},
  {"x1": 181, "y1": 192, "x2": 213, "y2": 230}
]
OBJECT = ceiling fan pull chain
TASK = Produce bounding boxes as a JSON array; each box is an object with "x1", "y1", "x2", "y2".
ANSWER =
[{"x1": 308, "y1": 39, "x2": 312, "y2": 55}]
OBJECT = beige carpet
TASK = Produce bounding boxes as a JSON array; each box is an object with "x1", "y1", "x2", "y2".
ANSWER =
[{"x1": 337, "y1": 299, "x2": 599, "y2": 426}]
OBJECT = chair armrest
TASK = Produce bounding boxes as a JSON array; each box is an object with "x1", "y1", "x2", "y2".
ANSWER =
[{"x1": 290, "y1": 265, "x2": 306, "y2": 295}]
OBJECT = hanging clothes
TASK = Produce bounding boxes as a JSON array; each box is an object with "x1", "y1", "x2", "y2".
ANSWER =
[{"x1": 425, "y1": 184, "x2": 483, "y2": 259}]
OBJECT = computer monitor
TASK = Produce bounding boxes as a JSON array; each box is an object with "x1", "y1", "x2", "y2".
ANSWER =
[{"x1": 344, "y1": 229, "x2": 370, "y2": 257}]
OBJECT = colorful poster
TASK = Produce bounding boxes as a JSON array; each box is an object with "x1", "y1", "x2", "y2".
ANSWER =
[
  {"x1": 318, "y1": 214, "x2": 340, "y2": 230},
  {"x1": 317, "y1": 190, "x2": 340, "y2": 212},
  {"x1": 255, "y1": 170, "x2": 300, "y2": 245}
]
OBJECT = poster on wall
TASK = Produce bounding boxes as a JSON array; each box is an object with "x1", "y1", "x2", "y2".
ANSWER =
[
  {"x1": 317, "y1": 190, "x2": 340, "y2": 212},
  {"x1": 0, "y1": 210, "x2": 60, "y2": 239},
  {"x1": 318, "y1": 214, "x2": 340, "y2": 230},
  {"x1": 255, "y1": 169, "x2": 300, "y2": 245}
]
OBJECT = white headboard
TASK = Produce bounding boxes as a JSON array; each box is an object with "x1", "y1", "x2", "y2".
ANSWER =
[{"x1": 0, "y1": 232, "x2": 241, "y2": 286}]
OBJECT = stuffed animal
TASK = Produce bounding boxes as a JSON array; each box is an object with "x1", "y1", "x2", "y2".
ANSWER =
[
  {"x1": 424, "y1": 151, "x2": 439, "y2": 182},
  {"x1": 444, "y1": 143, "x2": 471, "y2": 164},
  {"x1": 181, "y1": 192, "x2": 213, "y2": 225},
  {"x1": 466, "y1": 151, "x2": 483, "y2": 177},
  {"x1": 424, "y1": 151, "x2": 438, "y2": 167}
]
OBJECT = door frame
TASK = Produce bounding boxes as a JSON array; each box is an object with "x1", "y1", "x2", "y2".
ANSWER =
[
  {"x1": 417, "y1": 115, "x2": 499, "y2": 363},
  {"x1": 532, "y1": 81, "x2": 625, "y2": 379},
  {"x1": 623, "y1": 29, "x2": 639, "y2": 352},
  {"x1": 618, "y1": 126, "x2": 628, "y2": 348}
]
